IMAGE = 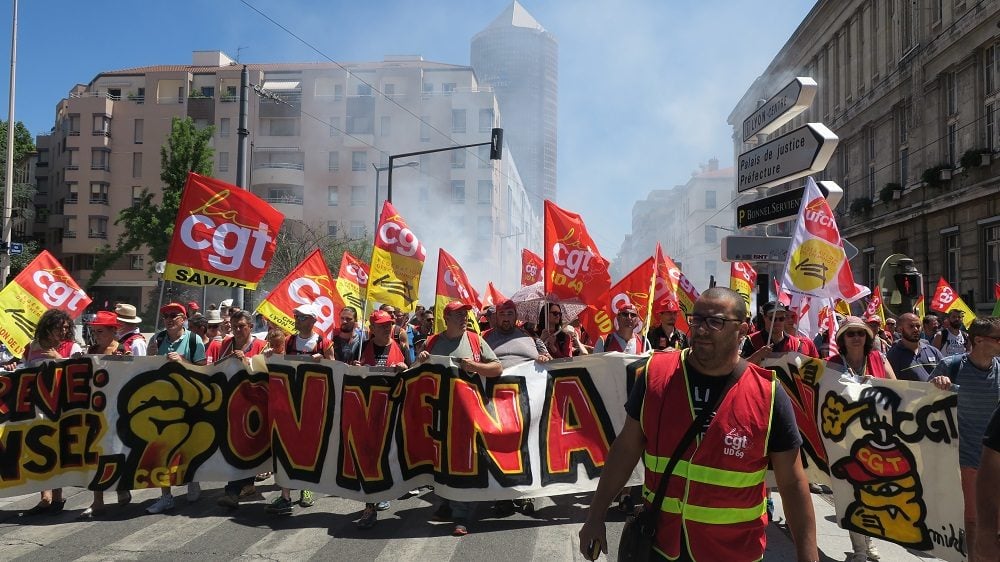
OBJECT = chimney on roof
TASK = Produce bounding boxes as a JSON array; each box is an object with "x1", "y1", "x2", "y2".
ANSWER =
[{"x1": 708, "y1": 157, "x2": 719, "y2": 171}]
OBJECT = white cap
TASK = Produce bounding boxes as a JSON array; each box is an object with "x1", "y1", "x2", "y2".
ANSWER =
[
  {"x1": 293, "y1": 303, "x2": 318, "y2": 318},
  {"x1": 220, "y1": 298, "x2": 234, "y2": 308}
]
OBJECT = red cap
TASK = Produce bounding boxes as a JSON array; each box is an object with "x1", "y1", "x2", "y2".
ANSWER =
[
  {"x1": 655, "y1": 299, "x2": 680, "y2": 313},
  {"x1": 186, "y1": 301, "x2": 200, "y2": 313},
  {"x1": 160, "y1": 302, "x2": 186, "y2": 317},
  {"x1": 617, "y1": 303, "x2": 638, "y2": 314},
  {"x1": 496, "y1": 299, "x2": 517, "y2": 312},
  {"x1": 369, "y1": 310, "x2": 394, "y2": 325},
  {"x1": 444, "y1": 301, "x2": 473, "y2": 314},
  {"x1": 87, "y1": 310, "x2": 120, "y2": 327}
]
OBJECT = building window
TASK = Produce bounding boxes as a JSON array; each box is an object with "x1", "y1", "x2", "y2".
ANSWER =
[
  {"x1": 66, "y1": 182, "x2": 79, "y2": 203},
  {"x1": 948, "y1": 123, "x2": 957, "y2": 165},
  {"x1": 350, "y1": 220, "x2": 365, "y2": 239},
  {"x1": 66, "y1": 148, "x2": 78, "y2": 170},
  {"x1": 478, "y1": 180, "x2": 492, "y2": 204},
  {"x1": 868, "y1": 166, "x2": 876, "y2": 200},
  {"x1": 985, "y1": 225, "x2": 1000, "y2": 296},
  {"x1": 132, "y1": 152, "x2": 142, "y2": 178},
  {"x1": 381, "y1": 116, "x2": 390, "y2": 137},
  {"x1": 356, "y1": 84, "x2": 372, "y2": 96},
  {"x1": 946, "y1": 72, "x2": 958, "y2": 116},
  {"x1": 327, "y1": 221, "x2": 338, "y2": 237},
  {"x1": 422, "y1": 83, "x2": 433, "y2": 95},
  {"x1": 704, "y1": 226, "x2": 717, "y2": 244},
  {"x1": 987, "y1": 42, "x2": 999, "y2": 96},
  {"x1": 328, "y1": 186, "x2": 339, "y2": 206},
  {"x1": 261, "y1": 117, "x2": 299, "y2": 136},
  {"x1": 88, "y1": 216, "x2": 108, "y2": 239},
  {"x1": 352, "y1": 151, "x2": 367, "y2": 172},
  {"x1": 65, "y1": 216, "x2": 76, "y2": 238},
  {"x1": 451, "y1": 150, "x2": 465, "y2": 169},
  {"x1": 452, "y1": 109, "x2": 466, "y2": 133},
  {"x1": 92, "y1": 114, "x2": 110, "y2": 136},
  {"x1": 478, "y1": 145, "x2": 490, "y2": 168},
  {"x1": 218, "y1": 152, "x2": 229, "y2": 172},
  {"x1": 131, "y1": 186, "x2": 143, "y2": 208},
  {"x1": 705, "y1": 190, "x2": 716, "y2": 209},
  {"x1": 944, "y1": 231, "x2": 960, "y2": 292},
  {"x1": 383, "y1": 83, "x2": 395, "y2": 96},
  {"x1": 328, "y1": 151, "x2": 339, "y2": 171},
  {"x1": 451, "y1": 180, "x2": 465, "y2": 203},
  {"x1": 133, "y1": 119, "x2": 143, "y2": 143},
  {"x1": 329, "y1": 116, "x2": 341, "y2": 137},
  {"x1": 334, "y1": 84, "x2": 344, "y2": 101},
  {"x1": 479, "y1": 109, "x2": 494, "y2": 132},
  {"x1": 68, "y1": 114, "x2": 80, "y2": 135},
  {"x1": 130, "y1": 255, "x2": 144, "y2": 270},
  {"x1": 350, "y1": 185, "x2": 365, "y2": 206},
  {"x1": 89, "y1": 182, "x2": 109, "y2": 205},
  {"x1": 899, "y1": 148, "x2": 909, "y2": 186},
  {"x1": 219, "y1": 118, "x2": 230, "y2": 137},
  {"x1": 90, "y1": 149, "x2": 109, "y2": 171}
]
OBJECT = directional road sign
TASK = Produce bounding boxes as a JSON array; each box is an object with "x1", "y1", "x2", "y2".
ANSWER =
[
  {"x1": 742, "y1": 77, "x2": 818, "y2": 142},
  {"x1": 737, "y1": 123, "x2": 839, "y2": 193},
  {"x1": 736, "y1": 181, "x2": 844, "y2": 229},
  {"x1": 722, "y1": 236, "x2": 859, "y2": 263}
]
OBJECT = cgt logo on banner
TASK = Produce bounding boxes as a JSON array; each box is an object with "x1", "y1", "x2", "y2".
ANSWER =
[
  {"x1": 0, "y1": 354, "x2": 640, "y2": 503},
  {"x1": 164, "y1": 173, "x2": 285, "y2": 289},
  {"x1": 521, "y1": 249, "x2": 544, "y2": 287},
  {"x1": 368, "y1": 202, "x2": 426, "y2": 312},
  {"x1": 336, "y1": 251, "x2": 369, "y2": 315},
  {"x1": 433, "y1": 249, "x2": 481, "y2": 333},
  {"x1": 0, "y1": 251, "x2": 91, "y2": 356},
  {"x1": 543, "y1": 200, "x2": 611, "y2": 306},
  {"x1": 256, "y1": 249, "x2": 344, "y2": 338},
  {"x1": 583, "y1": 257, "x2": 655, "y2": 342},
  {"x1": 729, "y1": 261, "x2": 757, "y2": 315}
]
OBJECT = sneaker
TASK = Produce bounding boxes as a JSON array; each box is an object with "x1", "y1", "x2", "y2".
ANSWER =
[
  {"x1": 146, "y1": 495, "x2": 175, "y2": 514},
  {"x1": 298, "y1": 490, "x2": 314, "y2": 508},
  {"x1": 254, "y1": 472, "x2": 273, "y2": 482},
  {"x1": 187, "y1": 482, "x2": 201, "y2": 502},
  {"x1": 432, "y1": 501, "x2": 453, "y2": 521},
  {"x1": 266, "y1": 496, "x2": 293, "y2": 515},
  {"x1": 357, "y1": 506, "x2": 378, "y2": 529},
  {"x1": 452, "y1": 520, "x2": 469, "y2": 536},
  {"x1": 866, "y1": 544, "x2": 881, "y2": 561},
  {"x1": 375, "y1": 500, "x2": 391, "y2": 511},
  {"x1": 239, "y1": 485, "x2": 264, "y2": 501},
  {"x1": 217, "y1": 494, "x2": 240, "y2": 509},
  {"x1": 808, "y1": 482, "x2": 823, "y2": 494}
]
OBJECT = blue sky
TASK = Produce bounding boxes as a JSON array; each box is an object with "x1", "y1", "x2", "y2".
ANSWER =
[{"x1": 0, "y1": 0, "x2": 816, "y2": 262}]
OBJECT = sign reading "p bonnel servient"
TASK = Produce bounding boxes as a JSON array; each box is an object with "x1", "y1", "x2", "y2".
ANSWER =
[
  {"x1": 737, "y1": 123, "x2": 839, "y2": 193},
  {"x1": 742, "y1": 77, "x2": 817, "y2": 142}
]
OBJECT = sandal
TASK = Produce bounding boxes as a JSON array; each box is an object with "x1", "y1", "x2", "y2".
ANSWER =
[{"x1": 76, "y1": 506, "x2": 106, "y2": 520}]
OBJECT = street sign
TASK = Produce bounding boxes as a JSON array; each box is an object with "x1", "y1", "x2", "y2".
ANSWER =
[
  {"x1": 742, "y1": 77, "x2": 818, "y2": 142},
  {"x1": 736, "y1": 181, "x2": 844, "y2": 228},
  {"x1": 8, "y1": 243, "x2": 22, "y2": 256},
  {"x1": 722, "y1": 235, "x2": 859, "y2": 263},
  {"x1": 737, "y1": 123, "x2": 839, "y2": 193}
]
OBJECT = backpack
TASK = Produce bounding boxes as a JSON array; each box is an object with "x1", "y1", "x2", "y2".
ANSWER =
[{"x1": 117, "y1": 332, "x2": 145, "y2": 356}]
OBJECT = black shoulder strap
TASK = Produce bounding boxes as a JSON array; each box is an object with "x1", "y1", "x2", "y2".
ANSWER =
[{"x1": 645, "y1": 358, "x2": 748, "y2": 522}]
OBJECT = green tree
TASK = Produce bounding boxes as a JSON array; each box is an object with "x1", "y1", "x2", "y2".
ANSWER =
[
  {"x1": 0, "y1": 120, "x2": 35, "y2": 180},
  {"x1": 87, "y1": 117, "x2": 213, "y2": 287},
  {"x1": 260, "y1": 221, "x2": 371, "y2": 293},
  {"x1": 0, "y1": 120, "x2": 39, "y2": 274}
]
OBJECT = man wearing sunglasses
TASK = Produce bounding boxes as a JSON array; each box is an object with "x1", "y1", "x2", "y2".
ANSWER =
[
  {"x1": 580, "y1": 288, "x2": 817, "y2": 562},
  {"x1": 741, "y1": 300, "x2": 818, "y2": 365},
  {"x1": 594, "y1": 303, "x2": 650, "y2": 354}
]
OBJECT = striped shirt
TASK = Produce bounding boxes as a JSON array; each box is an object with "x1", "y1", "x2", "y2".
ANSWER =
[{"x1": 931, "y1": 353, "x2": 1000, "y2": 468}]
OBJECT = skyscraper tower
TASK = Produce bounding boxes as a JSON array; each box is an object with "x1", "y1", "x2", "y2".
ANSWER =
[{"x1": 471, "y1": 1, "x2": 558, "y2": 206}]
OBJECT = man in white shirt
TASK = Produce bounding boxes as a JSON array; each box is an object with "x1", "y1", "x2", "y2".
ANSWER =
[{"x1": 114, "y1": 303, "x2": 147, "y2": 356}]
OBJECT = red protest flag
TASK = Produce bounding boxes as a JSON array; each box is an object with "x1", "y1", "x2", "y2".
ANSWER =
[
  {"x1": 482, "y1": 282, "x2": 507, "y2": 309},
  {"x1": 369, "y1": 201, "x2": 427, "y2": 311},
  {"x1": 588, "y1": 257, "x2": 656, "y2": 342},
  {"x1": 543, "y1": 200, "x2": 611, "y2": 305},
  {"x1": 729, "y1": 261, "x2": 757, "y2": 315},
  {"x1": 434, "y1": 249, "x2": 480, "y2": 333},
  {"x1": 653, "y1": 244, "x2": 699, "y2": 333},
  {"x1": 255, "y1": 249, "x2": 343, "y2": 338},
  {"x1": 929, "y1": 277, "x2": 975, "y2": 327},
  {"x1": 521, "y1": 249, "x2": 544, "y2": 287},
  {"x1": 336, "y1": 251, "x2": 370, "y2": 314},
  {"x1": 164, "y1": 172, "x2": 284, "y2": 289}
]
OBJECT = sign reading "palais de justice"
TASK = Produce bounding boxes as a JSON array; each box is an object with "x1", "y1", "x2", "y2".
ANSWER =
[{"x1": 737, "y1": 122, "x2": 839, "y2": 193}]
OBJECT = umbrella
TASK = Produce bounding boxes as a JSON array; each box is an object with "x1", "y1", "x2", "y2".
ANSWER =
[{"x1": 509, "y1": 282, "x2": 588, "y2": 326}]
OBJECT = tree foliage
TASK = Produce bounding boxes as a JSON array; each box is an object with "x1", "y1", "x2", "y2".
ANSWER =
[
  {"x1": 87, "y1": 117, "x2": 213, "y2": 288},
  {"x1": 0, "y1": 120, "x2": 36, "y2": 183},
  {"x1": 260, "y1": 221, "x2": 371, "y2": 293}
]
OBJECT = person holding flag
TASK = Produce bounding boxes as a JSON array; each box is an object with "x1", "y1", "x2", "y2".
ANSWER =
[
  {"x1": 647, "y1": 299, "x2": 688, "y2": 351},
  {"x1": 594, "y1": 303, "x2": 650, "y2": 353},
  {"x1": 741, "y1": 301, "x2": 818, "y2": 364}
]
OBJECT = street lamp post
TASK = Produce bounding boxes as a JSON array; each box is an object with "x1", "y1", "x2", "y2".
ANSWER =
[
  {"x1": 372, "y1": 161, "x2": 418, "y2": 228},
  {"x1": 386, "y1": 128, "x2": 503, "y2": 204}
]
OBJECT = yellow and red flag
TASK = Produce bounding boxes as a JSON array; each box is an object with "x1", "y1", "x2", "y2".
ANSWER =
[
  {"x1": 653, "y1": 244, "x2": 698, "y2": 332},
  {"x1": 864, "y1": 285, "x2": 885, "y2": 323},
  {"x1": 582, "y1": 257, "x2": 656, "y2": 342},
  {"x1": 256, "y1": 249, "x2": 343, "y2": 338},
  {"x1": 368, "y1": 201, "x2": 426, "y2": 312},
  {"x1": 781, "y1": 177, "x2": 868, "y2": 303},
  {"x1": 729, "y1": 261, "x2": 757, "y2": 315},
  {"x1": 164, "y1": 172, "x2": 284, "y2": 289},
  {"x1": 434, "y1": 249, "x2": 480, "y2": 333},
  {"x1": 481, "y1": 282, "x2": 507, "y2": 309},
  {"x1": 543, "y1": 200, "x2": 611, "y2": 305},
  {"x1": 0, "y1": 251, "x2": 91, "y2": 356},
  {"x1": 929, "y1": 277, "x2": 975, "y2": 328},
  {"x1": 521, "y1": 249, "x2": 544, "y2": 287},
  {"x1": 335, "y1": 251, "x2": 369, "y2": 315}
]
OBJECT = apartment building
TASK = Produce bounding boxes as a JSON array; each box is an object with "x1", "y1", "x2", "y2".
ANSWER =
[{"x1": 34, "y1": 51, "x2": 539, "y2": 310}]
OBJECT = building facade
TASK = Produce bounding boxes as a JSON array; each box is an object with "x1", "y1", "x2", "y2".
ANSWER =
[
  {"x1": 729, "y1": 1, "x2": 1000, "y2": 313},
  {"x1": 35, "y1": 51, "x2": 539, "y2": 311},
  {"x1": 471, "y1": 0, "x2": 558, "y2": 206},
  {"x1": 614, "y1": 160, "x2": 735, "y2": 292}
]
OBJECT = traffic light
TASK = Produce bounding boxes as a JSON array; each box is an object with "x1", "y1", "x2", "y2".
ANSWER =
[
  {"x1": 894, "y1": 272, "x2": 922, "y2": 298},
  {"x1": 490, "y1": 128, "x2": 504, "y2": 160}
]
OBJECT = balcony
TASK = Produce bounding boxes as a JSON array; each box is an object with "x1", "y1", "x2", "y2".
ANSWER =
[
  {"x1": 88, "y1": 230, "x2": 107, "y2": 239},
  {"x1": 251, "y1": 162, "x2": 304, "y2": 186},
  {"x1": 89, "y1": 196, "x2": 109, "y2": 205},
  {"x1": 252, "y1": 185, "x2": 304, "y2": 221},
  {"x1": 66, "y1": 196, "x2": 79, "y2": 204}
]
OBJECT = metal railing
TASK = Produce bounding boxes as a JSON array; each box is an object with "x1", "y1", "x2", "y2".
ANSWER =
[
  {"x1": 64, "y1": 230, "x2": 76, "y2": 238},
  {"x1": 253, "y1": 162, "x2": 304, "y2": 171},
  {"x1": 88, "y1": 231, "x2": 108, "y2": 239},
  {"x1": 89, "y1": 196, "x2": 109, "y2": 205},
  {"x1": 263, "y1": 195, "x2": 304, "y2": 205}
]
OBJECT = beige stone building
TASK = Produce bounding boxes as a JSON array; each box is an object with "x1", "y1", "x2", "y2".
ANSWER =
[
  {"x1": 34, "y1": 51, "x2": 538, "y2": 311},
  {"x1": 614, "y1": 160, "x2": 735, "y2": 291},
  {"x1": 730, "y1": 1, "x2": 1000, "y2": 313}
]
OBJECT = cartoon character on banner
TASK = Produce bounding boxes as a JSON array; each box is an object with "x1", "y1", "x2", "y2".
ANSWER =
[{"x1": 821, "y1": 386, "x2": 936, "y2": 550}]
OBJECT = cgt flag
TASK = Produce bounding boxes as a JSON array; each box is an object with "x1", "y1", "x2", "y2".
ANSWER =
[
  {"x1": 521, "y1": 249, "x2": 544, "y2": 287},
  {"x1": 585, "y1": 257, "x2": 655, "y2": 342},
  {"x1": 481, "y1": 282, "x2": 507, "y2": 309},
  {"x1": 781, "y1": 177, "x2": 868, "y2": 303},
  {"x1": 164, "y1": 173, "x2": 284, "y2": 289},
  {"x1": 543, "y1": 200, "x2": 611, "y2": 305},
  {"x1": 729, "y1": 261, "x2": 757, "y2": 315},
  {"x1": 653, "y1": 244, "x2": 698, "y2": 333},
  {"x1": 368, "y1": 202, "x2": 426, "y2": 312},
  {"x1": 434, "y1": 249, "x2": 480, "y2": 333},
  {"x1": 336, "y1": 251, "x2": 369, "y2": 315},
  {"x1": 929, "y1": 277, "x2": 975, "y2": 328},
  {"x1": 256, "y1": 249, "x2": 343, "y2": 339},
  {"x1": 864, "y1": 285, "x2": 885, "y2": 323},
  {"x1": 0, "y1": 251, "x2": 91, "y2": 356}
]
